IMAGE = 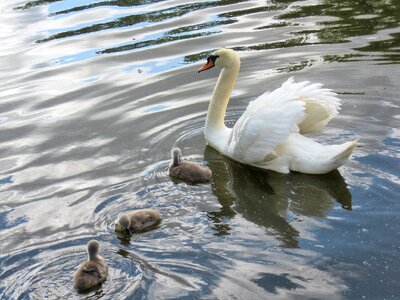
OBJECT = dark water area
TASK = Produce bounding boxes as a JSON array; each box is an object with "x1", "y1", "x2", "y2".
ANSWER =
[{"x1": 0, "y1": 0, "x2": 399, "y2": 299}]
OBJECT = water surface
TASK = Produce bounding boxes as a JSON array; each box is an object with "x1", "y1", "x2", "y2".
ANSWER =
[{"x1": 0, "y1": 0, "x2": 399, "y2": 299}]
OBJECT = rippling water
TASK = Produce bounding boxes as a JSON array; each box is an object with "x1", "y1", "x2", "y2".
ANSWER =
[{"x1": 0, "y1": 0, "x2": 399, "y2": 298}]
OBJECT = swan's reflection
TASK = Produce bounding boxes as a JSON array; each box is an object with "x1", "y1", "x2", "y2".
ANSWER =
[{"x1": 204, "y1": 146, "x2": 352, "y2": 248}]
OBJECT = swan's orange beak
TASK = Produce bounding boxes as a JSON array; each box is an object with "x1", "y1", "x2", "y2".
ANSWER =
[{"x1": 198, "y1": 58, "x2": 215, "y2": 73}]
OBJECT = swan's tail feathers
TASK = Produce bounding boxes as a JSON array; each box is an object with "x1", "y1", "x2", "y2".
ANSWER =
[{"x1": 330, "y1": 139, "x2": 358, "y2": 169}]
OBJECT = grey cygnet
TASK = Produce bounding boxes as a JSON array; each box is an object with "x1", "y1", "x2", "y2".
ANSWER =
[
  {"x1": 116, "y1": 209, "x2": 161, "y2": 234},
  {"x1": 169, "y1": 147, "x2": 211, "y2": 184},
  {"x1": 73, "y1": 240, "x2": 108, "y2": 292}
]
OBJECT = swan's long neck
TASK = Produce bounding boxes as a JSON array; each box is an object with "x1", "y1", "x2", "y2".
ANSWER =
[{"x1": 205, "y1": 58, "x2": 240, "y2": 148}]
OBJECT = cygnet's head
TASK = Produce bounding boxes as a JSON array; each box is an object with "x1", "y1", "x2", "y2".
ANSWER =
[
  {"x1": 87, "y1": 240, "x2": 99, "y2": 260},
  {"x1": 170, "y1": 147, "x2": 182, "y2": 167},
  {"x1": 118, "y1": 214, "x2": 131, "y2": 234},
  {"x1": 198, "y1": 48, "x2": 240, "y2": 72}
]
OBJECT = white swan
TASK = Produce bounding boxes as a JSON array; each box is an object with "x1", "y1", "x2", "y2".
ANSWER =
[{"x1": 198, "y1": 48, "x2": 357, "y2": 174}]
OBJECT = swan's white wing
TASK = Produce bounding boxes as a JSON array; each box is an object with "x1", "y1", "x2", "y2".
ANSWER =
[
  {"x1": 281, "y1": 77, "x2": 341, "y2": 133},
  {"x1": 227, "y1": 90, "x2": 305, "y2": 164}
]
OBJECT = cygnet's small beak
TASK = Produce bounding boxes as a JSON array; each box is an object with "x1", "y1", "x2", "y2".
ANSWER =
[{"x1": 198, "y1": 59, "x2": 215, "y2": 73}]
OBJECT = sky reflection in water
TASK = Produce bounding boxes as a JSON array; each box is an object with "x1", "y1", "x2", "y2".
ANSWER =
[{"x1": 0, "y1": 0, "x2": 399, "y2": 299}]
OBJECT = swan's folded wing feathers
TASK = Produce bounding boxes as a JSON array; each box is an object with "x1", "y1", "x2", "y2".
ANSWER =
[
  {"x1": 228, "y1": 98, "x2": 305, "y2": 164},
  {"x1": 280, "y1": 77, "x2": 341, "y2": 133},
  {"x1": 299, "y1": 96, "x2": 340, "y2": 132},
  {"x1": 226, "y1": 77, "x2": 341, "y2": 164}
]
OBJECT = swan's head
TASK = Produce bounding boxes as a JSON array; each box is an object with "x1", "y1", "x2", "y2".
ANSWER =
[
  {"x1": 87, "y1": 240, "x2": 100, "y2": 260},
  {"x1": 198, "y1": 48, "x2": 240, "y2": 73}
]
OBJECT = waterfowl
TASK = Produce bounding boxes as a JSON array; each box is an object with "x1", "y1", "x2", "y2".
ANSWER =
[
  {"x1": 73, "y1": 240, "x2": 108, "y2": 292},
  {"x1": 198, "y1": 48, "x2": 357, "y2": 174},
  {"x1": 169, "y1": 147, "x2": 212, "y2": 183},
  {"x1": 115, "y1": 209, "x2": 161, "y2": 234}
]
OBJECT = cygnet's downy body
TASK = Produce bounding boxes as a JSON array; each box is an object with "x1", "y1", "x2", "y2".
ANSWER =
[
  {"x1": 169, "y1": 147, "x2": 212, "y2": 184},
  {"x1": 115, "y1": 209, "x2": 161, "y2": 234},
  {"x1": 73, "y1": 240, "x2": 108, "y2": 292}
]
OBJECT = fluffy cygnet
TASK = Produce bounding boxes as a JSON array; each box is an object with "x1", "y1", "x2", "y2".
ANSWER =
[
  {"x1": 169, "y1": 147, "x2": 212, "y2": 184},
  {"x1": 73, "y1": 240, "x2": 108, "y2": 292},
  {"x1": 115, "y1": 209, "x2": 161, "y2": 234}
]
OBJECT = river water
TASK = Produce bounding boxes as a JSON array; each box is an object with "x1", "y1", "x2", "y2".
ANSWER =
[{"x1": 0, "y1": 0, "x2": 399, "y2": 299}]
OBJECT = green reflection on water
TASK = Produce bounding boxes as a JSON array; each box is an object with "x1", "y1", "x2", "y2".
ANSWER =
[
  {"x1": 28, "y1": 0, "x2": 400, "y2": 64},
  {"x1": 166, "y1": 19, "x2": 235, "y2": 35},
  {"x1": 355, "y1": 32, "x2": 400, "y2": 64},
  {"x1": 16, "y1": 0, "x2": 166, "y2": 11},
  {"x1": 218, "y1": 2, "x2": 289, "y2": 18},
  {"x1": 278, "y1": 0, "x2": 400, "y2": 62},
  {"x1": 255, "y1": 21, "x2": 297, "y2": 30},
  {"x1": 184, "y1": 50, "x2": 217, "y2": 63},
  {"x1": 276, "y1": 59, "x2": 316, "y2": 73},
  {"x1": 99, "y1": 31, "x2": 218, "y2": 54},
  {"x1": 36, "y1": 0, "x2": 247, "y2": 43},
  {"x1": 15, "y1": 0, "x2": 61, "y2": 10}
]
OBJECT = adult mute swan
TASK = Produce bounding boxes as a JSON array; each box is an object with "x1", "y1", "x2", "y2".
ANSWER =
[{"x1": 198, "y1": 48, "x2": 357, "y2": 174}]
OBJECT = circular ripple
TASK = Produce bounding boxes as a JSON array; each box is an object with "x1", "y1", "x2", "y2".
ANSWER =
[{"x1": 0, "y1": 239, "x2": 142, "y2": 299}]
